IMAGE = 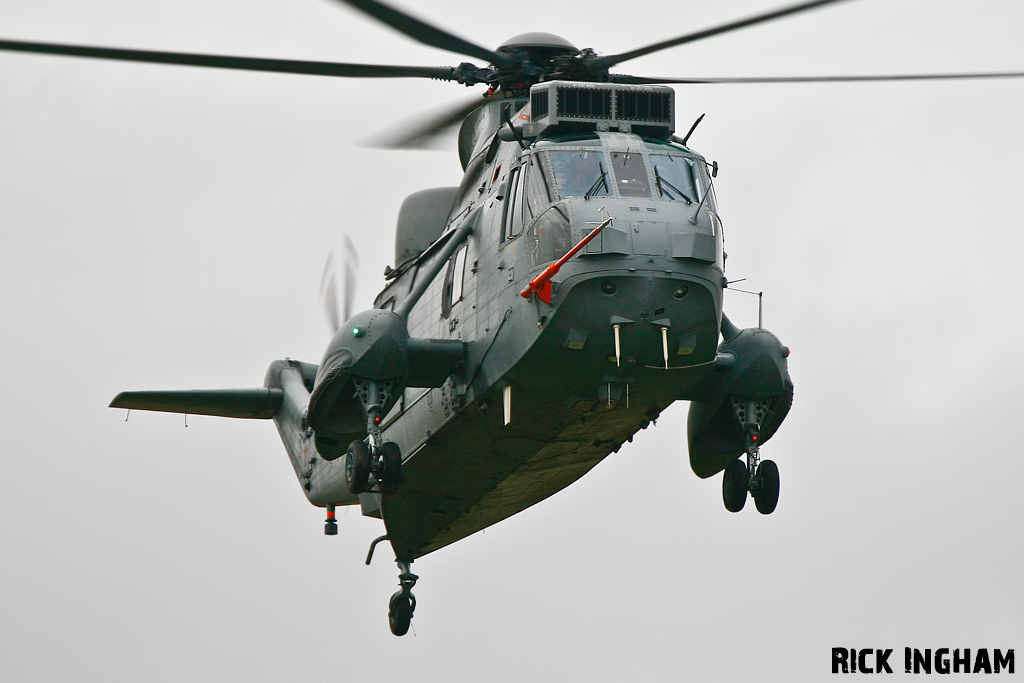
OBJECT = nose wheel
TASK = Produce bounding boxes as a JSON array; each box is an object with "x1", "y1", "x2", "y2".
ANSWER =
[{"x1": 388, "y1": 560, "x2": 418, "y2": 636}]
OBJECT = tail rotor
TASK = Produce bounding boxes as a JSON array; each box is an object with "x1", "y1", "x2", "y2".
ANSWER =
[{"x1": 320, "y1": 236, "x2": 361, "y2": 334}]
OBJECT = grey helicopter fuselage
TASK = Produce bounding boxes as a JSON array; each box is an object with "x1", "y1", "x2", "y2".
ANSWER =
[
  {"x1": 262, "y1": 83, "x2": 793, "y2": 560},
  {"x1": 14, "y1": 0, "x2": 1002, "y2": 638},
  {"x1": 80, "y1": 5, "x2": 813, "y2": 631},
  {"x1": 112, "y1": 82, "x2": 793, "y2": 563}
]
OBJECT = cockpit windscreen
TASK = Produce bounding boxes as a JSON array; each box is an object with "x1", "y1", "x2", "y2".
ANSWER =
[
  {"x1": 547, "y1": 150, "x2": 610, "y2": 198},
  {"x1": 610, "y1": 151, "x2": 651, "y2": 198},
  {"x1": 651, "y1": 154, "x2": 699, "y2": 203}
]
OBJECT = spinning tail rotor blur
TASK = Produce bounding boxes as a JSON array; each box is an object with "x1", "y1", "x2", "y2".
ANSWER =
[{"x1": 320, "y1": 236, "x2": 361, "y2": 334}]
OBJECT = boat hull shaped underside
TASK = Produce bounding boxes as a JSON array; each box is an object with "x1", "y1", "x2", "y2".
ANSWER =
[{"x1": 381, "y1": 269, "x2": 721, "y2": 560}]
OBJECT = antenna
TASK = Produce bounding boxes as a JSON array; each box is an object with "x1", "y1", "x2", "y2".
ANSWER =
[
  {"x1": 681, "y1": 113, "x2": 705, "y2": 146},
  {"x1": 726, "y1": 282, "x2": 764, "y2": 328}
]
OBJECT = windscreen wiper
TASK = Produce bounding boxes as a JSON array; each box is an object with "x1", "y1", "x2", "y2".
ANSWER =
[
  {"x1": 584, "y1": 163, "x2": 609, "y2": 200},
  {"x1": 655, "y1": 168, "x2": 693, "y2": 204}
]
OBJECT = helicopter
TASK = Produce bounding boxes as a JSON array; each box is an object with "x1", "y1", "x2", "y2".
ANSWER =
[{"x1": 4, "y1": 0, "x2": 1022, "y2": 638}]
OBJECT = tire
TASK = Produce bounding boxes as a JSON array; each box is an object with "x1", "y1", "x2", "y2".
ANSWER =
[
  {"x1": 345, "y1": 441, "x2": 371, "y2": 495},
  {"x1": 388, "y1": 595, "x2": 413, "y2": 636},
  {"x1": 379, "y1": 441, "x2": 402, "y2": 495},
  {"x1": 754, "y1": 459, "x2": 780, "y2": 515},
  {"x1": 722, "y1": 459, "x2": 748, "y2": 513}
]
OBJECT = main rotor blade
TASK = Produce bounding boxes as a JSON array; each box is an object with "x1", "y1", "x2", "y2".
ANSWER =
[
  {"x1": 594, "y1": 0, "x2": 851, "y2": 69},
  {"x1": 365, "y1": 94, "x2": 487, "y2": 149},
  {"x1": 0, "y1": 38, "x2": 457, "y2": 80},
  {"x1": 330, "y1": 0, "x2": 509, "y2": 67},
  {"x1": 613, "y1": 71, "x2": 1024, "y2": 85}
]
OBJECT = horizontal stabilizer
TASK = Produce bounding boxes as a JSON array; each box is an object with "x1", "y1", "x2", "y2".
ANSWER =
[{"x1": 110, "y1": 388, "x2": 284, "y2": 419}]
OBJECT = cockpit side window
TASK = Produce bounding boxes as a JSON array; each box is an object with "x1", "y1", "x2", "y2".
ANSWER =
[
  {"x1": 528, "y1": 205, "x2": 571, "y2": 268},
  {"x1": 547, "y1": 150, "x2": 610, "y2": 198},
  {"x1": 610, "y1": 151, "x2": 651, "y2": 198},
  {"x1": 502, "y1": 166, "x2": 522, "y2": 241},
  {"x1": 693, "y1": 160, "x2": 718, "y2": 213}
]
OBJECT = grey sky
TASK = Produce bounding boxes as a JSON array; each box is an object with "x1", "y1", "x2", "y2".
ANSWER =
[{"x1": 1, "y1": 0, "x2": 1021, "y2": 680}]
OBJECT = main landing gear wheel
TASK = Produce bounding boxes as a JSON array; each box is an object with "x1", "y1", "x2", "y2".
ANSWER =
[
  {"x1": 753, "y1": 459, "x2": 780, "y2": 515},
  {"x1": 722, "y1": 458, "x2": 748, "y2": 513},
  {"x1": 345, "y1": 440, "x2": 371, "y2": 494},
  {"x1": 379, "y1": 441, "x2": 403, "y2": 495}
]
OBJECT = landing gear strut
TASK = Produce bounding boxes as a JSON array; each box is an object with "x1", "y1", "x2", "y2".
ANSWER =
[
  {"x1": 722, "y1": 397, "x2": 781, "y2": 515},
  {"x1": 345, "y1": 377, "x2": 403, "y2": 495},
  {"x1": 388, "y1": 559, "x2": 418, "y2": 636},
  {"x1": 743, "y1": 429, "x2": 780, "y2": 515}
]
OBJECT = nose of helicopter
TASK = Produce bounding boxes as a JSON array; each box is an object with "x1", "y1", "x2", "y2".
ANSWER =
[{"x1": 546, "y1": 269, "x2": 721, "y2": 373}]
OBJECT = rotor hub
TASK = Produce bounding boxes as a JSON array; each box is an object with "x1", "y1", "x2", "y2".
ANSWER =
[{"x1": 496, "y1": 32, "x2": 579, "y2": 55}]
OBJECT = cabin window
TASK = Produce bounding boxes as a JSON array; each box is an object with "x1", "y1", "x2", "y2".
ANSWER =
[
  {"x1": 650, "y1": 154, "x2": 698, "y2": 203},
  {"x1": 610, "y1": 151, "x2": 651, "y2": 198},
  {"x1": 547, "y1": 150, "x2": 610, "y2": 198},
  {"x1": 451, "y1": 245, "x2": 467, "y2": 304},
  {"x1": 441, "y1": 244, "x2": 468, "y2": 319}
]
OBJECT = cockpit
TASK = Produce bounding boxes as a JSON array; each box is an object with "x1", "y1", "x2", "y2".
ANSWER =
[
  {"x1": 501, "y1": 135, "x2": 718, "y2": 267},
  {"x1": 538, "y1": 140, "x2": 713, "y2": 203}
]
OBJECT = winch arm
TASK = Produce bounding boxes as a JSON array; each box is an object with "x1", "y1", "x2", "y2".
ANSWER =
[{"x1": 394, "y1": 211, "x2": 478, "y2": 320}]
